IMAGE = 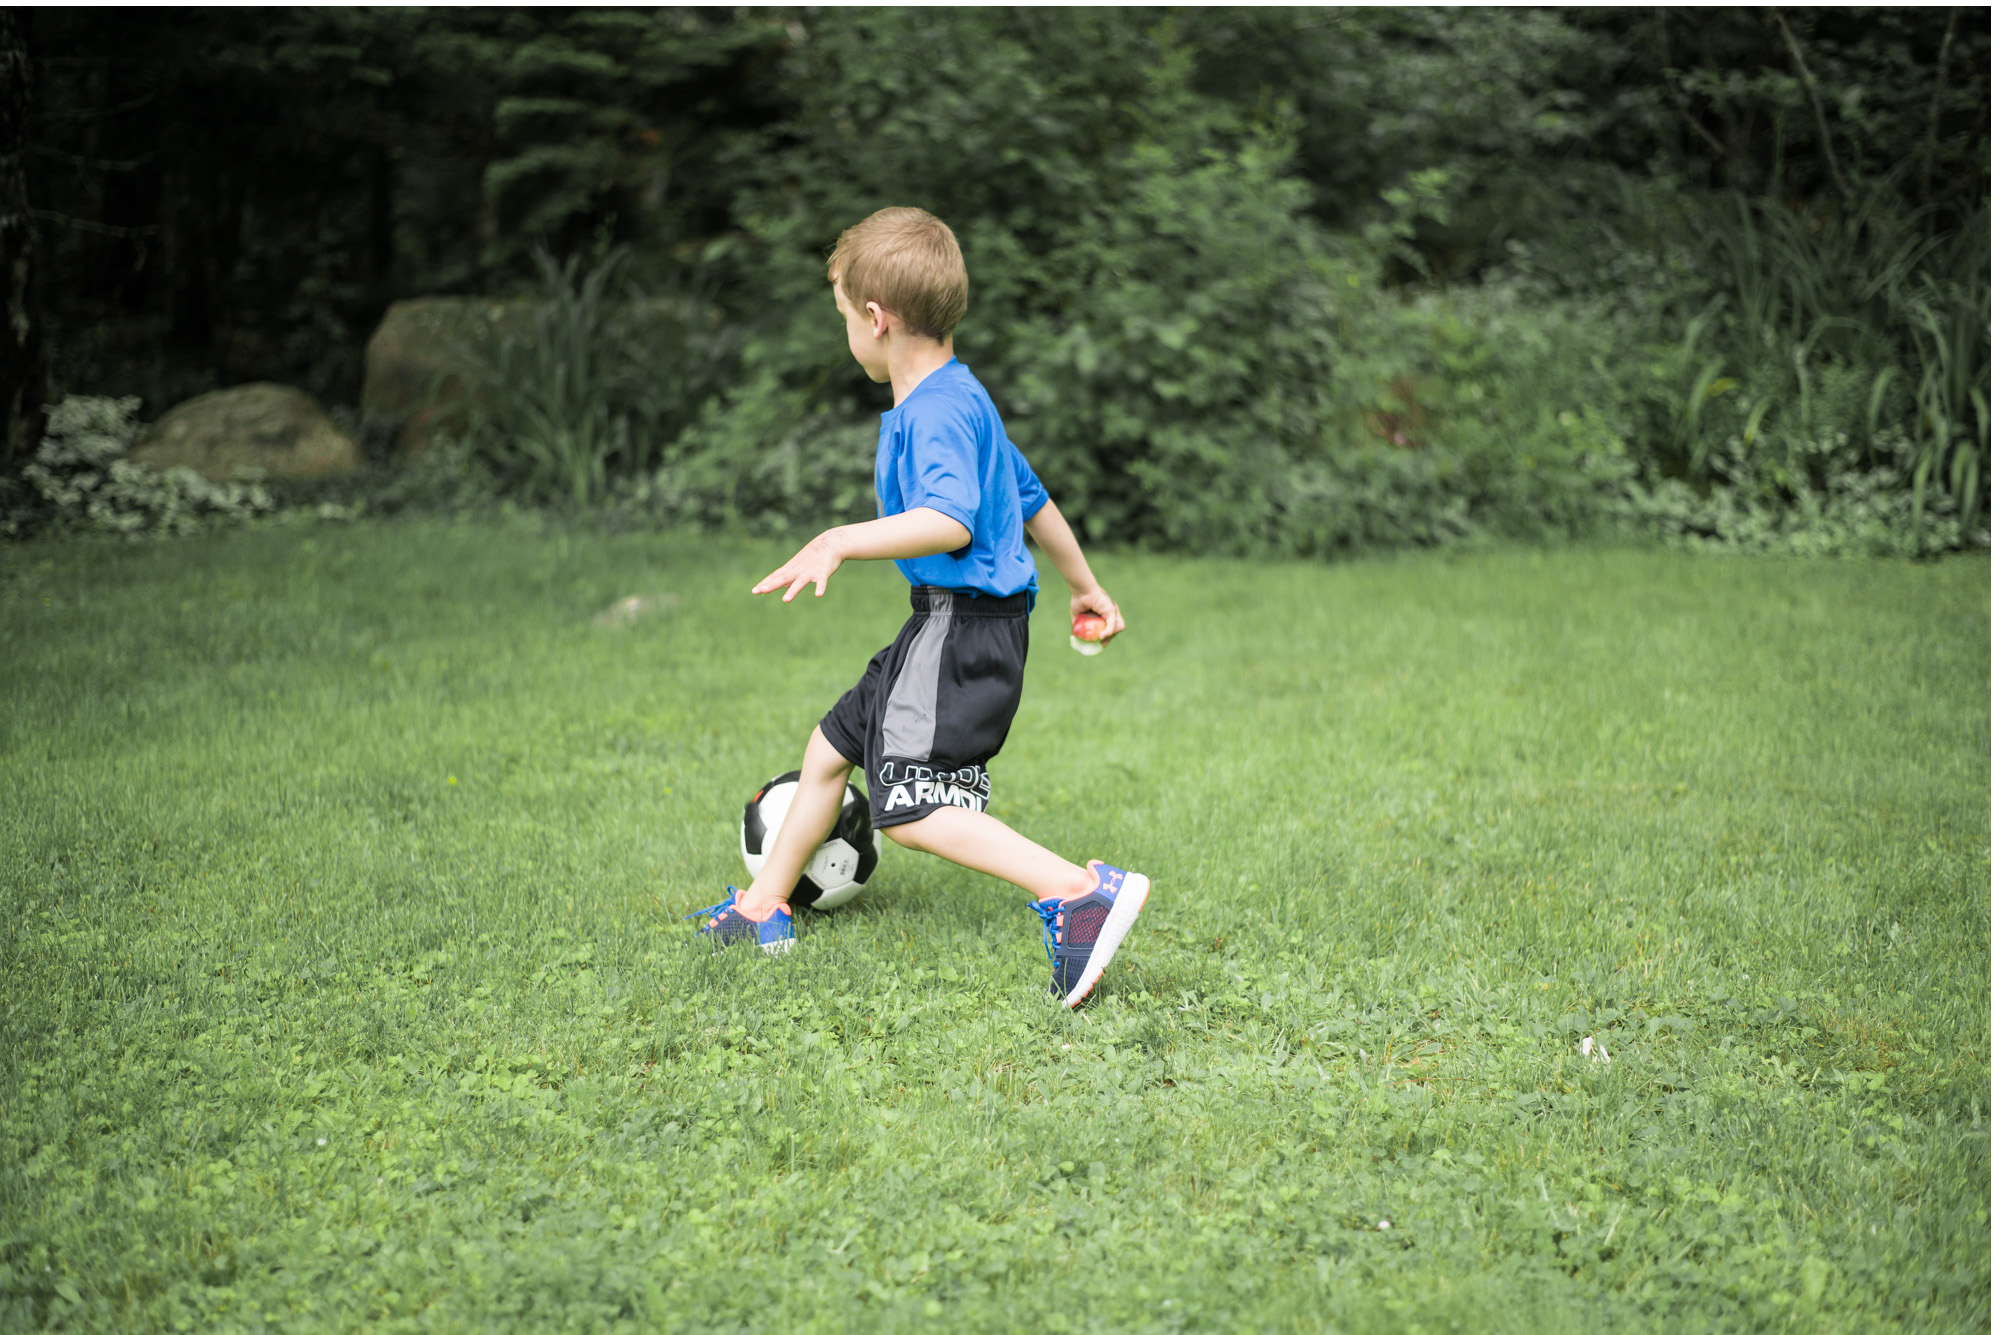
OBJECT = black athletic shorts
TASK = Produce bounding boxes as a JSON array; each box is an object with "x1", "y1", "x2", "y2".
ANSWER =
[{"x1": 819, "y1": 585, "x2": 1031, "y2": 829}]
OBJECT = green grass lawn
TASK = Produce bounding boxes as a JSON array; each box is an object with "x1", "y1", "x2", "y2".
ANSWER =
[{"x1": 0, "y1": 516, "x2": 1987, "y2": 1333}]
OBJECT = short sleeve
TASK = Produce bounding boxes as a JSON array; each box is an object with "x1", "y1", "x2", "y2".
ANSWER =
[
  {"x1": 906, "y1": 403, "x2": 980, "y2": 537},
  {"x1": 1011, "y1": 444, "x2": 1049, "y2": 522}
]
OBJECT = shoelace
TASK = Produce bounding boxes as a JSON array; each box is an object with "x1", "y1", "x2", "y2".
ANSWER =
[
  {"x1": 685, "y1": 890, "x2": 740, "y2": 924},
  {"x1": 1029, "y1": 898, "x2": 1063, "y2": 963}
]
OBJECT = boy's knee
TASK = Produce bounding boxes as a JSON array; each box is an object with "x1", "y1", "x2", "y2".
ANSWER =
[
  {"x1": 881, "y1": 817, "x2": 929, "y2": 850},
  {"x1": 802, "y1": 726, "x2": 854, "y2": 782}
]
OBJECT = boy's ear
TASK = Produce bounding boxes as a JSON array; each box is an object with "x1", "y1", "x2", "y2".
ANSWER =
[{"x1": 864, "y1": 300, "x2": 896, "y2": 338}]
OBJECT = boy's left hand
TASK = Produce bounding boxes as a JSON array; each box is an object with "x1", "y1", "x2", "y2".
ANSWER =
[{"x1": 754, "y1": 533, "x2": 845, "y2": 602}]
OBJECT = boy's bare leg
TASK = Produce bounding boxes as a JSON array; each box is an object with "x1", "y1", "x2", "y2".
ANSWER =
[
  {"x1": 883, "y1": 806, "x2": 1095, "y2": 902},
  {"x1": 736, "y1": 726, "x2": 853, "y2": 917},
  {"x1": 893, "y1": 804, "x2": 1146, "y2": 1009}
]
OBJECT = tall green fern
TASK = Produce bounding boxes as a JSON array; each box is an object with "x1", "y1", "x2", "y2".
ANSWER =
[
  {"x1": 1674, "y1": 186, "x2": 1988, "y2": 541},
  {"x1": 446, "y1": 246, "x2": 736, "y2": 507}
]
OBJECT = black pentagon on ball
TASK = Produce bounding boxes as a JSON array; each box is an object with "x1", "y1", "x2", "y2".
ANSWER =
[
  {"x1": 835, "y1": 787, "x2": 880, "y2": 887},
  {"x1": 743, "y1": 770, "x2": 876, "y2": 908},
  {"x1": 739, "y1": 772, "x2": 786, "y2": 859}
]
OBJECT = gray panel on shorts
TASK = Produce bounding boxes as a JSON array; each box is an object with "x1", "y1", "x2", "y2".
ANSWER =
[{"x1": 880, "y1": 592, "x2": 953, "y2": 761}]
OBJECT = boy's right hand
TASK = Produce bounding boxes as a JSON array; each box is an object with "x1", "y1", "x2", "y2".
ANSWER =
[
  {"x1": 752, "y1": 510, "x2": 973, "y2": 603},
  {"x1": 754, "y1": 532, "x2": 846, "y2": 602},
  {"x1": 1070, "y1": 587, "x2": 1124, "y2": 642}
]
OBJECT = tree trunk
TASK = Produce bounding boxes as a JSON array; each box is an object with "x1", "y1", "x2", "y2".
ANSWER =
[{"x1": 0, "y1": 6, "x2": 46, "y2": 468}]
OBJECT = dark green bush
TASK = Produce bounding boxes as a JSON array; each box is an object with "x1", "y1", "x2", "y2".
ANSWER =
[{"x1": 621, "y1": 373, "x2": 878, "y2": 536}]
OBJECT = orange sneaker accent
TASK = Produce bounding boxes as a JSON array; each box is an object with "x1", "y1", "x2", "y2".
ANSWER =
[{"x1": 728, "y1": 898, "x2": 790, "y2": 925}]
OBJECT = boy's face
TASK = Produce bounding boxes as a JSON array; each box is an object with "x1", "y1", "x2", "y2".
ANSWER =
[{"x1": 833, "y1": 281, "x2": 892, "y2": 384}]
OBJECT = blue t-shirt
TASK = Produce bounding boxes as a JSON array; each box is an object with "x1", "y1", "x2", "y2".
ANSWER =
[{"x1": 876, "y1": 358, "x2": 1048, "y2": 599}]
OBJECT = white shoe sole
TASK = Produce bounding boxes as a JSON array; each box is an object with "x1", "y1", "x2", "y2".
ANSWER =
[{"x1": 1062, "y1": 871, "x2": 1150, "y2": 1008}]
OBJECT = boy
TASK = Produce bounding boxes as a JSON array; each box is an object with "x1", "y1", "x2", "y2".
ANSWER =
[{"x1": 690, "y1": 207, "x2": 1149, "y2": 1008}]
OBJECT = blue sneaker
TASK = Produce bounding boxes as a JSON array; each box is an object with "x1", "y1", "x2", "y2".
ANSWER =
[
  {"x1": 1030, "y1": 861, "x2": 1151, "y2": 1008},
  {"x1": 686, "y1": 889, "x2": 795, "y2": 955}
]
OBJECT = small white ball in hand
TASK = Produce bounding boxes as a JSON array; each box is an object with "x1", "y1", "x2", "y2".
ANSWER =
[{"x1": 1070, "y1": 611, "x2": 1109, "y2": 657}]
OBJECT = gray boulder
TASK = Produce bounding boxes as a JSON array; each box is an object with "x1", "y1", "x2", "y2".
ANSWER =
[
  {"x1": 128, "y1": 383, "x2": 362, "y2": 481},
  {"x1": 361, "y1": 295, "x2": 701, "y2": 456},
  {"x1": 362, "y1": 297, "x2": 522, "y2": 456}
]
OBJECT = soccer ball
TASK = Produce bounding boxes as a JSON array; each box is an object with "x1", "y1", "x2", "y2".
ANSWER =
[{"x1": 739, "y1": 771, "x2": 881, "y2": 910}]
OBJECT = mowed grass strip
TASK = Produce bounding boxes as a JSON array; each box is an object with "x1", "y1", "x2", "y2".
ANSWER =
[{"x1": 0, "y1": 516, "x2": 1987, "y2": 1333}]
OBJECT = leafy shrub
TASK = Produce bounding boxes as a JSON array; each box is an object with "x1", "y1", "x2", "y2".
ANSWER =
[
  {"x1": 8, "y1": 396, "x2": 276, "y2": 538},
  {"x1": 1621, "y1": 424, "x2": 1971, "y2": 558},
  {"x1": 617, "y1": 368, "x2": 878, "y2": 535},
  {"x1": 615, "y1": 266, "x2": 1648, "y2": 555},
  {"x1": 1324, "y1": 283, "x2": 1646, "y2": 547}
]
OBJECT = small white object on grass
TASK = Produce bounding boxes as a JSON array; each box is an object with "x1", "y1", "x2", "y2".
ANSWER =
[
  {"x1": 1578, "y1": 1035, "x2": 1612, "y2": 1063},
  {"x1": 1377, "y1": 1219, "x2": 1392, "y2": 1231},
  {"x1": 593, "y1": 593, "x2": 678, "y2": 628}
]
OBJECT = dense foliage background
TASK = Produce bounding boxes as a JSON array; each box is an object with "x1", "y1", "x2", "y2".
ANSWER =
[{"x1": 7, "y1": 6, "x2": 1990, "y2": 554}]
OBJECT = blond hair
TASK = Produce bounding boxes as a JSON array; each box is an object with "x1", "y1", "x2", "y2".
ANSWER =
[{"x1": 827, "y1": 207, "x2": 967, "y2": 342}]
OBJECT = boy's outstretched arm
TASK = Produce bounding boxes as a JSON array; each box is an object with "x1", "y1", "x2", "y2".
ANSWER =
[
  {"x1": 1025, "y1": 499, "x2": 1124, "y2": 640},
  {"x1": 753, "y1": 507, "x2": 972, "y2": 602}
]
